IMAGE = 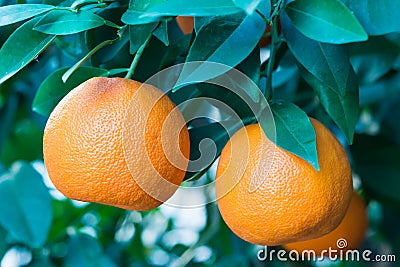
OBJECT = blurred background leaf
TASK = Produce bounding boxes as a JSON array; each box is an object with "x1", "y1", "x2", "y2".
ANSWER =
[
  {"x1": 0, "y1": 162, "x2": 52, "y2": 248},
  {"x1": 343, "y1": 0, "x2": 400, "y2": 35},
  {"x1": 65, "y1": 234, "x2": 116, "y2": 267},
  {"x1": 352, "y1": 134, "x2": 400, "y2": 206},
  {"x1": 349, "y1": 36, "x2": 400, "y2": 84}
]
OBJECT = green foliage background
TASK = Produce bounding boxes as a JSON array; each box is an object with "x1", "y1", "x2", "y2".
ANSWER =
[{"x1": 0, "y1": 0, "x2": 400, "y2": 266}]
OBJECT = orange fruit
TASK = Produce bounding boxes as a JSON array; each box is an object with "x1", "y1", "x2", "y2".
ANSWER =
[
  {"x1": 216, "y1": 118, "x2": 353, "y2": 246},
  {"x1": 283, "y1": 192, "x2": 368, "y2": 256},
  {"x1": 176, "y1": 16, "x2": 194, "y2": 35},
  {"x1": 43, "y1": 77, "x2": 190, "y2": 211}
]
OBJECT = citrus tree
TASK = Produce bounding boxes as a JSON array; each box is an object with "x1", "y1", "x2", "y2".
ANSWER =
[{"x1": 0, "y1": 0, "x2": 399, "y2": 266}]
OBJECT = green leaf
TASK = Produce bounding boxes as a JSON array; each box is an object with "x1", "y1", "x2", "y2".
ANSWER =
[
  {"x1": 32, "y1": 66, "x2": 108, "y2": 117},
  {"x1": 121, "y1": 0, "x2": 162, "y2": 25},
  {"x1": 176, "y1": 12, "x2": 265, "y2": 92},
  {"x1": 232, "y1": 0, "x2": 261, "y2": 14},
  {"x1": 284, "y1": 0, "x2": 367, "y2": 44},
  {"x1": 65, "y1": 234, "x2": 117, "y2": 267},
  {"x1": 194, "y1": 17, "x2": 213, "y2": 34},
  {"x1": 0, "y1": 162, "x2": 52, "y2": 248},
  {"x1": 0, "y1": 4, "x2": 55, "y2": 26},
  {"x1": 271, "y1": 101, "x2": 319, "y2": 170},
  {"x1": 351, "y1": 135, "x2": 400, "y2": 205},
  {"x1": 129, "y1": 23, "x2": 157, "y2": 54},
  {"x1": 256, "y1": 0, "x2": 271, "y2": 18},
  {"x1": 299, "y1": 64, "x2": 358, "y2": 144},
  {"x1": 33, "y1": 9, "x2": 106, "y2": 35},
  {"x1": 153, "y1": 20, "x2": 169, "y2": 46},
  {"x1": 187, "y1": 12, "x2": 265, "y2": 66},
  {"x1": 349, "y1": 36, "x2": 400, "y2": 84},
  {"x1": 342, "y1": 0, "x2": 400, "y2": 35},
  {"x1": 232, "y1": 0, "x2": 270, "y2": 15},
  {"x1": 0, "y1": 17, "x2": 55, "y2": 85},
  {"x1": 148, "y1": 0, "x2": 240, "y2": 16},
  {"x1": 281, "y1": 11, "x2": 356, "y2": 96},
  {"x1": 122, "y1": 0, "x2": 241, "y2": 25},
  {"x1": 281, "y1": 12, "x2": 359, "y2": 143}
]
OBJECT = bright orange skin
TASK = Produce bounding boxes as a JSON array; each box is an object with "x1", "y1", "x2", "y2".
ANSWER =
[
  {"x1": 43, "y1": 77, "x2": 190, "y2": 211},
  {"x1": 216, "y1": 118, "x2": 353, "y2": 246},
  {"x1": 284, "y1": 192, "x2": 368, "y2": 256},
  {"x1": 176, "y1": 16, "x2": 194, "y2": 35}
]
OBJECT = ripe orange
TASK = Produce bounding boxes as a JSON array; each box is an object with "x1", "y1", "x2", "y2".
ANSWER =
[
  {"x1": 216, "y1": 118, "x2": 353, "y2": 246},
  {"x1": 43, "y1": 77, "x2": 190, "y2": 211},
  {"x1": 176, "y1": 16, "x2": 194, "y2": 35},
  {"x1": 283, "y1": 192, "x2": 368, "y2": 256}
]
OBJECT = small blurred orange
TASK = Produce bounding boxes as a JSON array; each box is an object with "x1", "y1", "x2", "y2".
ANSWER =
[
  {"x1": 284, "y1": 192, "x2": 369, "y2": 256},
  {"x1": 176, "y1": 16, "x2": 194, "y2": 35}
]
